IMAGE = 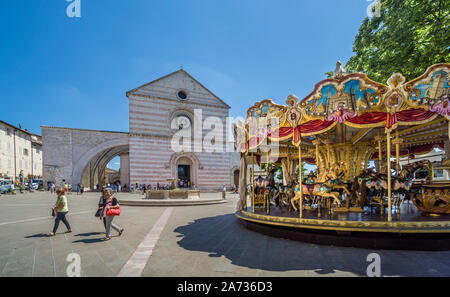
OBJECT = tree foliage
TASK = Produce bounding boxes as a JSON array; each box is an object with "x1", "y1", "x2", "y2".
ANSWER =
[{"x1": 345, "y1": 0, "x2": 449, "y2": 83}]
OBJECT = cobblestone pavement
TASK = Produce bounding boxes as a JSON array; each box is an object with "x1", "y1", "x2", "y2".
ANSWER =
[{"x1": 0, "y1": 191, "x2": 449, "y2": 277}]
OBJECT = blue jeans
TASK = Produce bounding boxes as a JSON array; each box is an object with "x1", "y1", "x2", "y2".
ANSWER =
[{"x1": 53, "y1": 211, "x2": 71, "y2": 233}]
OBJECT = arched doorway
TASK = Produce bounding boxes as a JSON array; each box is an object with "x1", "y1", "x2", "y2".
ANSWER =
[
  {"x1": 170, "y1": 152, "x2": 199, "y2": 189},
  {"x1": 79, "y1": 145, "x2": 129, "y2": 190},
  {"x1": 177, "y1": 157, "x2": 192, "y2": 188}
]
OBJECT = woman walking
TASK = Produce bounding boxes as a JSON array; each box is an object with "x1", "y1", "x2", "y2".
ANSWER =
[
  {"x1": 99, "y1": 188, "x2": 124, "y2": 241},
  {"x1": 48, "y1": 188, "x2": 72, "y2": 236}
]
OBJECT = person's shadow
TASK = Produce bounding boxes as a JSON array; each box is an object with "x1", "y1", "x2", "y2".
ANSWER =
[
  {"x1": 72, "y1": 238, "x2": 105, "y2": 244},
  {"x1": 72, "y1": 232, "x2": 107, "y2": 243},
  {"x1": 25, "y1": 233, "x2": 49, "y2": 238},
  {"x1": 74, "y1": 232, "x2": 103, "y2": 237}
]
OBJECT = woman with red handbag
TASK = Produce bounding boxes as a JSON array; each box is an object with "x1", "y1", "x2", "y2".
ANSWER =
[{"x1": 100, "y1": 188, "x2": 124, "y2": 241}]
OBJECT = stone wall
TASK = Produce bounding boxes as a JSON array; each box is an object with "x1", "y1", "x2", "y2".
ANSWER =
[{"x1": 42, "y1": 126, "x2": 129, "y2": 186}]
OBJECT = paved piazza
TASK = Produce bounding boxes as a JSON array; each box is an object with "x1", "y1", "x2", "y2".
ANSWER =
[{"x1": 0, "y1": 191, "x2": 449, "y2": 277}]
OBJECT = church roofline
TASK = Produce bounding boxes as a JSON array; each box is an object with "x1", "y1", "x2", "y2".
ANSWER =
[
  {"x1": 40, "y1": 126, "x2": 129, "y2": 135},
  {"x1": 125, "y1": 69, "x2": 231, "y2": 109}
]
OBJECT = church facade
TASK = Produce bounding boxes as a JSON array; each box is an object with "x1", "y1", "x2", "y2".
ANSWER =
[{"x1": 42, "y1": 70, "x2": 240, "y2": 191}]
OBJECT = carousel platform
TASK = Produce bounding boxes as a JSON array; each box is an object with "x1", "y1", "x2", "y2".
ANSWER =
[{"x1": 236, "y1": 203, "x2": 450, "y2": 250}]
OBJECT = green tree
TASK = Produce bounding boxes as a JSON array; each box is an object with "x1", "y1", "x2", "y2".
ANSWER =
[
  {"x1": 345, "y1": 0, "x2": 449, "y2": 83},
  {"x1": 296, "y1": 162, "x2": 308, "y2": 180}
]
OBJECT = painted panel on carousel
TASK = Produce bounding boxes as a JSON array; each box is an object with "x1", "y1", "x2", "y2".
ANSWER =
[
  {"x1": 246, "y1": 100, "x2": 286, "y2": 124},
  {"x1": 301, "y1": 75, "x2": 386, "y2": 121},
  {"x1": 405, "y1": 64, "x2": 450, "y2": 118}
]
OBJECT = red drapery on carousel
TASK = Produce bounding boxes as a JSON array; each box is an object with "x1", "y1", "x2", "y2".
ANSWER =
[
  {"x1": 370, "y1": 141, "x2": 444, "y2": 159},
  {"x1": 347, "y1": 109, "x2": 435, "y2": 129},
  {"x1": 242, "y1": 108, "x2": 437, "y2": 151}
]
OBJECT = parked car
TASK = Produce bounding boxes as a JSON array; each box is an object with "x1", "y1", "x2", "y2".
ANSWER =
[
  {"x1": 25, "y1": 179, "x2": 40, "y2": 190},
  {"x1": 0, "y1": 180, "x2": 15, "y2": 193}
]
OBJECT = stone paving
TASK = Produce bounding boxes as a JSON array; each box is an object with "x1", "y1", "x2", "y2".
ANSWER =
[{"x1": 0, "y1": 191, "x2": 449, "y2": 277}]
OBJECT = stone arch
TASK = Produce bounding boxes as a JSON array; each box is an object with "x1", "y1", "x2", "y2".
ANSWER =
[
  {"x1": 85, "y1": 145, "x2": 129, "y2": 189},
  {"x1": 72, "y1": 138, "x2": 129, "y2": 187},
  {"x1": 169, "y1": 152, "x2": 200, "y2": 187},
  {"x1": 230, "y1": 165, "x2": 240, "y2": 187}
]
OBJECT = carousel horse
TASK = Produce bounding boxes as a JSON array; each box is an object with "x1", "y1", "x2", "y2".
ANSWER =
[
  {"x1": 252, "y1": 165, "x2": 284, "y2": 209},
  {"x1": 261, "y1": 164, "x2": 282, "y2": 207},
  {"x1": 277, "y1": 183, "x2": 294, "y2": 208},
  {"x1": 349, "y1": 175, "x2": 368, "y2": 208},
  {"x1": 290, "y1": 170, "x2": 341, "y2": 211},
  {"x1": 323, "y1": 162, "x2": 351, "y2": 196},
  {"x1": 397, "y1": 160, "x2": 433, "y2": 202},
  {"x1": 397, "y1": 160, "x2": 432, "y2": 181},
  {"x1": 354, "y1": 160, "x2": 432, "y2": 210},
  {"x1": 352, "y1": 169, "x2": 385, "y2": 207}
]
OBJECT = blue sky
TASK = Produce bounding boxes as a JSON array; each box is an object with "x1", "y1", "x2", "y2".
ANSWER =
[{"x1": 1, "y1": 0, "x2": 373, "y2": 170}]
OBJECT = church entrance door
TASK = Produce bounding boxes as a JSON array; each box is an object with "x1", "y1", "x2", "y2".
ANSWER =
[{"x1": 178, "y1": 165, "x2": 191, "y2": 188}]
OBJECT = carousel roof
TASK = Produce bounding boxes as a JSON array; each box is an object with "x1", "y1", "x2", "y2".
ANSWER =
[{"x1": 234, "y1": 63, "x2": 450, "y2": 158}]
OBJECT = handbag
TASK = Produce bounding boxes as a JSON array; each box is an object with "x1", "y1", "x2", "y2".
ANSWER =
[
  {"x1": 51, "y1": 208, "x2": 57, "y2": 217},
  {"x1": 106, "y1": 205, "x2": 121, "y2": 216},
  {"x1": 105, "y1": 198, "x2": 121, "y2": 216},
  {"x1": 94, "y1": 209, "x2": 102, "y2": 217}
]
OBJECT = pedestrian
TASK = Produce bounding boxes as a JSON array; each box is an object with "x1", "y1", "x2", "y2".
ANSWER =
[
  {"x1": 99, "y1": 188, "x2": 124, "y2": 241},
  {"x1": 76, "y1": 184, "x2": 80, "y2": 195},
  {"x1": 48, "y1": 188, "x2": 72, "y2": 236},
  {"x1": 97, "y1": 189, "x2": 107, "y2": 230},
  {"x1": 80, "y1": 184, "x2": 84, "y2": 195}
]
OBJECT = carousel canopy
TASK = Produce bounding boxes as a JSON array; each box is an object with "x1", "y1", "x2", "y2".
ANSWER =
[{"x1": 234, "y1": 63, "x2": 450, "y2": 162}]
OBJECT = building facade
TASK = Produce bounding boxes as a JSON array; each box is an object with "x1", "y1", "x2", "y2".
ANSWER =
[
  {"x1": 126, "y1": 69, "x2": 233, "y2": 190},
  {"x1": 0, "y1": 120, "x2": 43, "y2": 180},
  {"x1": 42, "y1": 70, "x2": 240, "y2": 191}
]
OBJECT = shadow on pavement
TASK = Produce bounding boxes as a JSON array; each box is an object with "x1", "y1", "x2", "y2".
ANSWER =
[
  {"x1": 173, "y1": 213, "x2": 449, "y2": 276},
  {"x1": 72, "y1": 238, "x2": 105, "y2": 244},
  {"x1": 74, "y1": 232, "x2": 104, "y2": 237},
  {"x1": 25, "y1": 233, "x2": 49, "y2": 238}
]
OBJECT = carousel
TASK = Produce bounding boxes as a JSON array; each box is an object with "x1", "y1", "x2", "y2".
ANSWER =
[{"x1": 233, "y1": 63, "x2": 450, "y2": 250}]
